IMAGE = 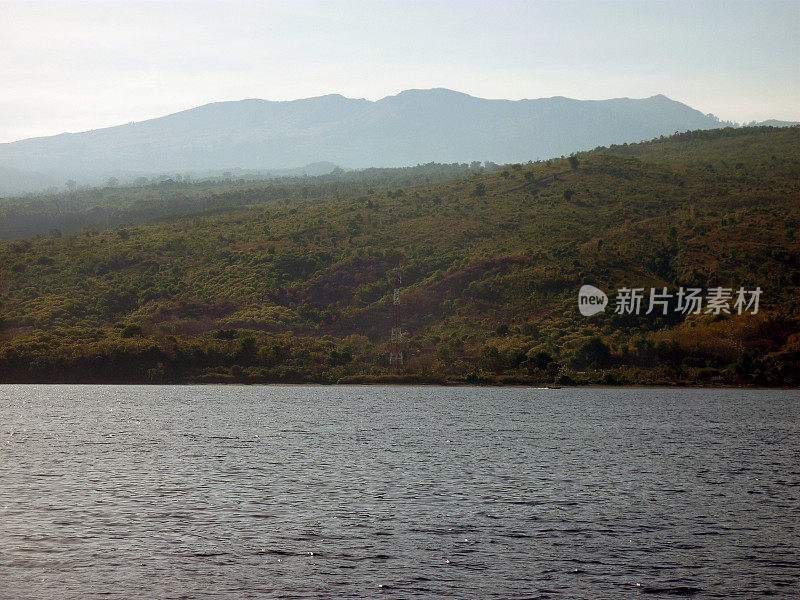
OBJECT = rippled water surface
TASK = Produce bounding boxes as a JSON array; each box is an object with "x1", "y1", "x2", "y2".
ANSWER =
[{"x1": 1, "y1": 385, "x2": 798, "y2": 599}]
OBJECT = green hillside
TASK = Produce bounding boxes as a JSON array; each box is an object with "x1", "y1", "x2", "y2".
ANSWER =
[{"x1": 1, "y1": 126, "x2": 798, "y2": 385}]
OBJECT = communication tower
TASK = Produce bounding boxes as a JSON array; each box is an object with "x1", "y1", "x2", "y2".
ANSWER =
[{"x1": 389, "y1": 270, "x2": 403, "y2": 367}]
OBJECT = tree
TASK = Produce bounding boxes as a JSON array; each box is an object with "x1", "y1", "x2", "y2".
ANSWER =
[
  {"x1": 527, "y1": 350, "x2": 553, "y2": 371},
  {"x1": 481, "y1": 345, "x2": 503, "y2": 374},
  {"x1": 121, "y1": 324, "x2": 143, "y2": 338},
  {"x1": 326, "y1": 349, "x2": 352, "y2": 366},
  {"x1": 238, "y1": 335, "x2": 258, "y2": 357},
  {"x1": 574, "y1": 337, "x2": 611, "y2": 368}
]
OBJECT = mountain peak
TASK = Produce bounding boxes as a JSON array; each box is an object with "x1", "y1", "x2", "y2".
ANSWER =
[
  {"x1": 382, "y1": 88, "x2": 477, "y2": 102},
  {"x1": 0, "y1": 91, "x2": 739, "y2": 193}
]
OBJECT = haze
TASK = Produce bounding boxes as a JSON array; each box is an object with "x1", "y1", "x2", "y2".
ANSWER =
[{"x1": 1, "y1": 0, "x2": 798, "y2": 144}]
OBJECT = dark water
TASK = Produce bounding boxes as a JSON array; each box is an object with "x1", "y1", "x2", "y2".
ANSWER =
[{"x1": 0, "y1": 385, "x2": 798, "y2": 599}]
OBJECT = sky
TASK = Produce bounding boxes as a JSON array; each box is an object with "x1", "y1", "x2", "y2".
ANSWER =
[{"x1": 0, "y1": 0, "x2": 798, "y2": 143}]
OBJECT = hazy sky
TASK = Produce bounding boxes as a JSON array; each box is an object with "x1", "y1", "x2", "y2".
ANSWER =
[{"x1": 1, "y1": 0, "x2": 798, "y2": 143}]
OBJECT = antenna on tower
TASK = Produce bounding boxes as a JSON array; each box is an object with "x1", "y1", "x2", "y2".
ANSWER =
[{"x1": 389, "y1": 269, "x2": 403, "y2": 368}]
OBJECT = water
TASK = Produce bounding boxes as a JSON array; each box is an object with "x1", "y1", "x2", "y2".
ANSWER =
[{"x1": 0, "y1": 385, "x2": 798, "y2": 599}]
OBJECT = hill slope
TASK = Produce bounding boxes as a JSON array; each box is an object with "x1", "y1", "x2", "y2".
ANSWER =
[
  {"x1": 0, "y1": 126, "x2": 798, "y2": 385},
  {"x1": 0, "y1": 90, "x2": 729, "y2": 190}
]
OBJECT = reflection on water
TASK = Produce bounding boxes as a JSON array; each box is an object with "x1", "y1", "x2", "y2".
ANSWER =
[{"x1": 1, "y1": 385, "x2": 798, "y2": 599}]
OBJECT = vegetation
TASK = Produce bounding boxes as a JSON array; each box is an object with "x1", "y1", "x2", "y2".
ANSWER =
[
  {"x1": 0, "y1": 162, "x2": 497, "y2": 240},
  {"x1": 1, "y1": 126, "x2": 798, "y2": 385}
]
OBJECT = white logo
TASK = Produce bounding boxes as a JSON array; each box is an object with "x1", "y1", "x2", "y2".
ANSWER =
[
  {"x1": 577, "y1": 285, "x2": 762, "y2": 317},
  {"x1": 578, "y1": 285, "x2": 608, "y2": 316}
]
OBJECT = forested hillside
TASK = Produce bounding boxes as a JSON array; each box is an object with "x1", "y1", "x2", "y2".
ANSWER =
[
  {"x1": 0, "y1": 162, "x2": 495, "y2": 240},
  {"x1": 1, "y1": 126, "x2": 798, "y2": 385}
]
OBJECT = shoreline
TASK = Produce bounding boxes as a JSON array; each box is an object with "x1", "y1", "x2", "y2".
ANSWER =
[{"x1": 0, "y1": 381, "x2": 796, "y2": 390}]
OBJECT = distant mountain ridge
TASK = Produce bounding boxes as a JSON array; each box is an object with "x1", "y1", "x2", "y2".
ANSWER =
[{"x1": 0, "y1": 88, "x2": 752, "y2": 193}]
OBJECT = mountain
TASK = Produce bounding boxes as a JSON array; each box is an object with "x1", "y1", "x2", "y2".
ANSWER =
[
  {"x1": 1, "y1": 126, "x2": 798, "y2": 385},
  {"x1": 0, "y1": 89, "x2": 732, "y2": 192},
  {"x1": 0, "y1": 166, "x2": 59, "y2": 196},
  {"x1": 753, "y1": 119, "x2": 799, "y2": 127}
]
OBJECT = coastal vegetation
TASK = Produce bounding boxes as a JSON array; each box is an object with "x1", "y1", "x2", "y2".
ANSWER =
[{"x1": 1, "y1": 126, "x2": 798, "y2": 385}]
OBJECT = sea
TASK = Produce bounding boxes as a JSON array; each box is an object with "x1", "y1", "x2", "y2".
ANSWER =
[{"x1": 1, "y1": 385, "x2": 798, "y2": 599}]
